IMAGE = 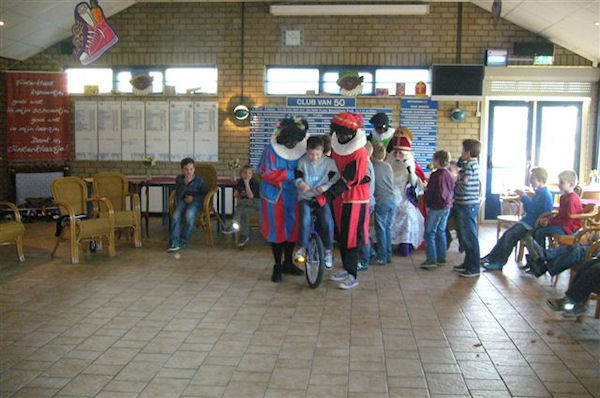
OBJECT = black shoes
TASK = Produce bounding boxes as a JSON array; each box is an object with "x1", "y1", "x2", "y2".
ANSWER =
[
  {"x1": 271, "y1": 264, "x2": 282, "y2": 283},
  {"x1": 282, "y1": 261, "x2": 304, "y2": 275}
]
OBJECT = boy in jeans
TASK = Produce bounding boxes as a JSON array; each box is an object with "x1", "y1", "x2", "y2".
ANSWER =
[
  {"x1": 421, "y1": 150, "x2": 455, "y2": 269},
  {"x1": 225, "y1": 165, "x2": 260, "y2": 247},
  {"x1": 294, "y1": 136, "x2": 339, "y2": 268},
  {"x1": 529, "y1": 170, "x2": 582, "y2": 248},
  {"x1": 168, "y1": 158, "x2": 209, "y2": 252},
  {"x1": 481, "y1": 167, "x2": 553, "y2": 271},
  {"x1": 452, "y1": 139, "x2": 482, "y2": 277},
  {"x1": 371, "y1": 143, "x2": 396, "y2": 265}
]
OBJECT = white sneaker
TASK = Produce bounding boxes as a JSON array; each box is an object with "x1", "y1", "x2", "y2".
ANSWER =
[
  {"x1": 237, "y1": 236, "x2": 249, "y2": 247},
  {"x1": 339, "y1": 274, "x2": 359, "y2": 289},
  {"x1": 330, "y1": 269, "x2": 349, "y2": 281},
  {"x1": 324, "y1": 250, "x2": 334, "y2": 269}
]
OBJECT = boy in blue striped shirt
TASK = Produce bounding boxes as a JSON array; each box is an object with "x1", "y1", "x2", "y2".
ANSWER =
[{"x1": 452, "y1": 139, "x2": 482, "y2": 277}]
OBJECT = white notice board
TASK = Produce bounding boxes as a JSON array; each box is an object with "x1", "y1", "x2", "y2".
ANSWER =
[
  {"x1": 145, "y1": 101, "x2": 169, "y2": 161},
  {"x1": 74, "y1": 101, "x2": 98, "y2": 160},
  {"x1": 193, "y1": 101, "x2": 218, "y2": 162},
  {"x1": 121, "y1": 101, "x2": 145, "y2": 161},
  {"x1": 97, "y1": 101, "x2": 121, "y2": 161},
  {"x1": 169, "y1": 101, "x2": 194, "y2": 161}
]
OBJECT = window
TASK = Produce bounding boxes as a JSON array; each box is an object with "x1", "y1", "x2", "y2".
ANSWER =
[
  {"x1": 116, "y1": 70, "x2": 164, "y2": 93},
  {"x1": 65, "y1": 68, "x2": 113, "y2": 94},
  {"x1": 376, "y1": 68, "x2": 431, "y2": 96},
  {"x1": 165, "y1": 67, "x2": 217, "y2": 94},
  {"x1": 322, "y1": 70, "x2": 374, "y2": 95},
  {"x1": 266, "y1": 67, "x2": 319, "y2": 95}
]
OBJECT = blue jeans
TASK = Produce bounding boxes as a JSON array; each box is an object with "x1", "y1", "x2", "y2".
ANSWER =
[
  {"x1": 298, "y1": 200, "x2": 334, "y2": 250},
  {"x1": 455, "y1": 203, "x2": 480, "y2": 272},
  {"x1": 424, "y1": 208, "x2": 451, "y2": 262},
  {"x1": 485, "y1": 222, "x2": 529, "y2": 266},
  {"x1": 374, "y1": 200, "x2": 397, "y2": 262},
  {"x1": 566, "y1": 259, "x2": 600, "y2": 303},
  {"x1": 170, "y1": 199, "x2": 202, "y2": 244},
  {"x1": 539, "y1": 243, "x2": 591, "y2": 276},
  {"x1": 446, "y1": 206, "x2": 464, "y2": 249},
  {"x1": 533, "y1": 225, "x2": 566, "y2": 247}
]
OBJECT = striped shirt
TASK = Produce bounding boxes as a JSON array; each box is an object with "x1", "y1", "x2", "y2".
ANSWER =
[{"x1": 454, "y1": 158, "x2": 480, "y2": 205}]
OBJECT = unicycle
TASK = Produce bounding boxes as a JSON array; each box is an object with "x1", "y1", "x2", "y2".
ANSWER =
[{"x1": 304, "y1": 202, "x2": 326, "y2": 289}]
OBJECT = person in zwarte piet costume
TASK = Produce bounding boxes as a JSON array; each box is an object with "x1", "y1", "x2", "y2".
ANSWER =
[
  {"x1": 368, "y1": 112, "x2": 395, "y2": 154},
  {"x1": 326, "y1": 112, "x2": 371, "y2": 289},
  {"x1": 258, "y1": 117, "x2": 308, "y2": 283}
]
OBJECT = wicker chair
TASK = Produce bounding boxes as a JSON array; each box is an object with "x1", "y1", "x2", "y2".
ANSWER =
[
  {"x1": 51, "y1": 177, "x2": 116, "y2": 264},
  {"x1": 0, "y1": 201, "x2": 25, "y2": 262},
  {"x1": 168, "y1": 163, "x2": 220, "y2": 245},
  {"x1": 93, "y1": 172, "x2": 142, "y2": 248}
]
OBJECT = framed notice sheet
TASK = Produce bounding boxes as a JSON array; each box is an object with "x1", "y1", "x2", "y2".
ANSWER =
[
  {"x1": 97, "y1": 101, "x2": 121, "y2": 161},
  {"x1": 193, "y1": 101, "x2": 218, "y2": 162},
  {"x1": 121, "y1": 101, "x2": 145, "y2": 161},
  {"x1": 169, "y1": 101, "x2": 194, "y2": 162},
  {"x1": 145, "y1": 101, "x2": 169, "y2": 161},
  {"x1": 74, "y1": 101, "x2": 98, "y2": 160}
]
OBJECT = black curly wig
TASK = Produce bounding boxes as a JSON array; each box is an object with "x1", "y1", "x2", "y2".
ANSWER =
[
  {"x1": 330, "y1": 123, "x2": 356, "y2": 144},
  {"x1": 276, "y1": 117, "x2": 308, "y2": 148}
]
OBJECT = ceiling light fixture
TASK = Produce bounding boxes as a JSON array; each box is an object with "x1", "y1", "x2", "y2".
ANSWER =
[
  {"x1": 270, "y1": 4, "x2": 429, "y2": 16},
  {"x1": 595, "y1": 21, "x2": 600, "y2": 26},
  {"x1": 233, "y1": 3, "x2": 249, "y2": 121},
  {"x1": 0, "y1": 20, "x2": 5, "y2": 27}
]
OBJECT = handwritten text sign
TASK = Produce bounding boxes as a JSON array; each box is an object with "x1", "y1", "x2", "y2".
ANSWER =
[{"x1": 6, "y1": 72, "x2": 71, "y2": 161}]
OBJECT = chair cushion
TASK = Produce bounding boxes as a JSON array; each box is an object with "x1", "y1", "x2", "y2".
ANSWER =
[
  {"x1": 0, "y1": 221, "x2": 25, "y2": 242},
  {"x1": 78, "y1": 218, "x2": 111, "y2": 238}
]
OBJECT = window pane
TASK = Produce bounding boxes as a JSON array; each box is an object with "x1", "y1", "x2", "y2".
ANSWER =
[
  {"x1": 266, "y1": 68, "x2": 319, "y2": 94},
  {"x1": 165, "y1": 67, "x2": 218, "y2": 94},
  {"x1": 65, "y1": 68, "x2": 113, "y2": 94},
  {"x1": 117, "y1": 71, "x2": 163, "y2": 93},
  {"x1": 375, "y1": 68, "x2": 431, "y2": 96},
  {"x1": 538, "y1": 105, "x2": 579, "y2": 185},
  {"x1": 322, "y1": 71, "x2": 373, "y2": 94}
]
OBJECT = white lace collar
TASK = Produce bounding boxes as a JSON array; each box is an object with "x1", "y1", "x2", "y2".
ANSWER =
[
  {"x1": 374, "y1": 127, "x2": 395, "y2": 141},
  {"x1": 270, "y1": 134, "x2": 307, "y2": 160},
  {"x1": 331, "y1": 129, "x2": 367, "y2": 156}
]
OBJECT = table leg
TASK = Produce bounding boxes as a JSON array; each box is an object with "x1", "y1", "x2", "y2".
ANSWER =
[{"x1": 144, "y1": 185, "x2": 150, "y2": 238}]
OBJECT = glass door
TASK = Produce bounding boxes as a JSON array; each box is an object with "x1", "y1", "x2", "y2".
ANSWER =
[
  {"x1": 485, "y1": 101, "x2": 533, "y2": 219},
  {"x1": 535, "y1": 102, "x2": 582, "y2": 185}
]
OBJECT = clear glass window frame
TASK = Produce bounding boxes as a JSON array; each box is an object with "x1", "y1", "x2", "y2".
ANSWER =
[{"x1": 65, "y1": 68, "x2": 114, "y2": 94}]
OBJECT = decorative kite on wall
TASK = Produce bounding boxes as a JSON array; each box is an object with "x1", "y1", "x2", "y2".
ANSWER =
[{"x1": 72, "y1": 1, "x2": 119, "y2": 65}]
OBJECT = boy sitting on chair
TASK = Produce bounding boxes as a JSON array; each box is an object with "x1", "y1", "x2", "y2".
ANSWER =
[
  {"x1": 168, "y1": 158, "x2": 209, "y2": 252},
  {"x1": 225, "y1": 165, "x2": 260, "y2": 247}
]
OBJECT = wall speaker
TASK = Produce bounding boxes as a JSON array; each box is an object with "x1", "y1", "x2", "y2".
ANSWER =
[{"x1": 514, "y1": 42, "x2": 554, "y2": 57}]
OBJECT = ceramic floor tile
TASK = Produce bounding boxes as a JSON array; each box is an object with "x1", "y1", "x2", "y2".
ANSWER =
[{"x1": 1, "y1": 222, "x2": 599, "y2": 398}]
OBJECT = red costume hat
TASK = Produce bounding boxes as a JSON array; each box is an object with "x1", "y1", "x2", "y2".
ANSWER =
[
  {"x1": 393, "y1": 127, "x2": 413, "y2": 151},
  {"x1": 332, "y1": 112, "x2": 362, "y2": 130}
]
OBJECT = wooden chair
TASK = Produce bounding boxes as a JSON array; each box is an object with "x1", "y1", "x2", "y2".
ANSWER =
[
  {"x1": 52, "y1": 177, "x2": 116, "y2": 264},
  {"x1": 168, "y1": 163, "x2": 219, "y2": 245},
  {"x1": 581, "y1": 240, "x2": 600, "y2": 320},
  {"x1": 496, "y1": 193, "x2": 524, "y2": 239},
  {"x1": 93, "y1": 172, "x2": 142, "y2": 248},
  {"x1": 0, "y1": 201, "x2": 25, "y2": 262}
]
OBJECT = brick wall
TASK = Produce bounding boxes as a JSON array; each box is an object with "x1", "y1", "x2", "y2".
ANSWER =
[{"x1": 0, "y1": 2, "x2": 594, "y2": 200}]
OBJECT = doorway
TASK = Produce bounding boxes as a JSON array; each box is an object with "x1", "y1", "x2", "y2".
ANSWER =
[{"x1": 485, "y1": 100, "x2": 582, "y2": 219}]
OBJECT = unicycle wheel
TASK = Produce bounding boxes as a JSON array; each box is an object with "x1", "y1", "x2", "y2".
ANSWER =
[{"x1": 305, "y1": 234, "x2": 325, "y2": 289}]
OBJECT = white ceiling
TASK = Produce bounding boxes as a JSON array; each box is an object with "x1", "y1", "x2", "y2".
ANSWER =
[{"x1": 0, "y1": 0, "x2": 598, "y2": 64}]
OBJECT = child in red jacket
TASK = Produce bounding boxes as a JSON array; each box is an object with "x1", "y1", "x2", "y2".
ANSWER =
[{"x1": 531, "y1": 170, "x2": 582, "y2": 248}]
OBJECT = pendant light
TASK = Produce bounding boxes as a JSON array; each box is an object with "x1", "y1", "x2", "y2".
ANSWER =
[{"x1": 233, "y1": 2, "x2": 249, "y2": 120}]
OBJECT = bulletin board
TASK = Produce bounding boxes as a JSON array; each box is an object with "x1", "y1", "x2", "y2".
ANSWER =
[
  {"x1": 249, "y1": 97, "x2": 392, "y2": 168},
  {"x1": 73, "y1": 100, "x2": 218, "y2": 162}
]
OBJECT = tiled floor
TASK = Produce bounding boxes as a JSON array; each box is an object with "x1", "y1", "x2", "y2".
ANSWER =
[{"x1": 0, "y1": 219, "x2": 598, "y2": 398}]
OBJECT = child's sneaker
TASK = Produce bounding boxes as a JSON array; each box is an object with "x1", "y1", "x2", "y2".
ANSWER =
[
  {"x1": 339, "y1": 274, "x2": 359, "y2": 290},
  {"x1": 453, "y1": 264, "x2": 466, "y2": 272},
  {"x1": 436, "y1": 259, "x2": 447, "y2": 265},
  {"x1": 293, "y1": 247, "x2": 307, "y2": 265},
  {"x1": 562, "y1": 301, "x2": 588, "y2": 318},
  {"x1": 331, "y1": 269, "x2": 349, "y2": 281},
  {"x1": 457, "y1": 269, "x2": 480, "y2": 278},
  {"x1": 546, "y1": 297, "x2": 569, "y2": 312},
  {"x1": 420, "y1": 259, "x2": 437, "y2": 269},
  {"x1": 482, "y1": 261, "x2": 502, "y2": 271},
  {"x1": 324, "y1": 250, "x2": 334, "y2": 269},
  {"x1": 357, "y1": 262, "x2": 368, "y2": 271},
  {"x1": 167, "y1": 242, "x2": 180, "y2": 252},
  {"x1": 370, "y1": 257, "x2": 386, "y2": 266}
]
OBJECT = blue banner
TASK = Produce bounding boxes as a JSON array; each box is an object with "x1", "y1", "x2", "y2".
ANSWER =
[
  {"x1": 400, "y1": 98, "x2": 438, "y2": 172},
  {"x1": 287, "y1": 96, "x2": 356, "y2": 108}
]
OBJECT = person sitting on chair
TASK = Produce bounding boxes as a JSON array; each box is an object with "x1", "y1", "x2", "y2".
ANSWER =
[
  {"x1": 546, "y1": 257, "x2": 600, "y2": 318},
  {"x1": 224, "y1": 165, "x2": 260, "y2": 248},
  {"x1": 168, "y1": 158, "x2": 208, "y2": 252}
]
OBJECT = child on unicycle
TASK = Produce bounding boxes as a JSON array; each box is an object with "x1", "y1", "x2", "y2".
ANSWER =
[{"x1": 294, "y1": 135, "x2": 340, "y2": 269}]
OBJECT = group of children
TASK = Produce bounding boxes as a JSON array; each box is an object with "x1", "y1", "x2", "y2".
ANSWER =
[{"x1": 166, "y1": 112, "x2": 590, "y2": 294}]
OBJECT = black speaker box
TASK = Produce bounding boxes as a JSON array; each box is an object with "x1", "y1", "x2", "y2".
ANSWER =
[{"x1": 514, "y1": 42, "x2": 554, "y2": 57}]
